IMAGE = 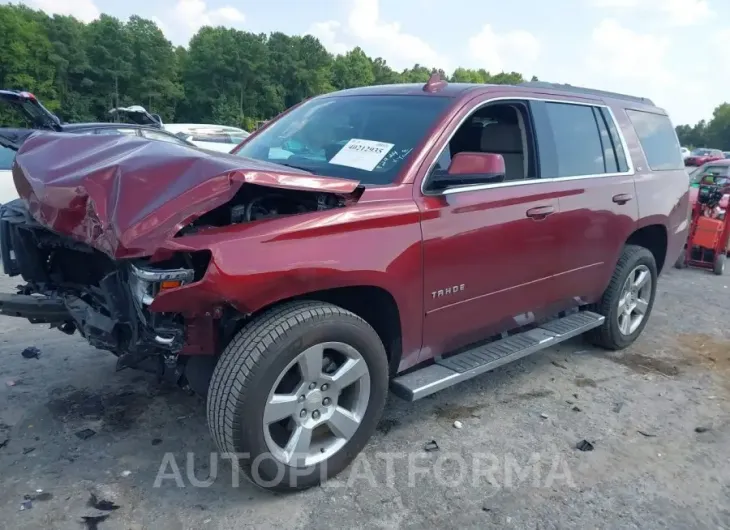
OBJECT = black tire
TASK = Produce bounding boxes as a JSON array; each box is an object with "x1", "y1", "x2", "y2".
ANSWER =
[
  {"x1": 206, "y1": 300, "x2": 389, "y2": 492},
  {"x1": 714, "y1": 253, "x2": 726, "y2": 275},
  {"x1": 674, "y1": 248, "x2": 686, "y2": 269},
  {"x1": 587, "y1": 244, "x2": 658, "y2": 350}
]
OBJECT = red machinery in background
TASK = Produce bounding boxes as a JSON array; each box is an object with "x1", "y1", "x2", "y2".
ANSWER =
[{"x1": 676, "y1": 174, "x2": 730, "y2": 275}]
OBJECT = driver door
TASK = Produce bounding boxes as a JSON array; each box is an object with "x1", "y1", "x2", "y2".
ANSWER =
[{"x1": 415, "y1": 98, "x2": 567, "y2": 358}]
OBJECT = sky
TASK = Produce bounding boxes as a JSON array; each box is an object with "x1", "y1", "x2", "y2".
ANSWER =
[{"x1": 6, "y1": 0, "x2": 728, "y2": 125}]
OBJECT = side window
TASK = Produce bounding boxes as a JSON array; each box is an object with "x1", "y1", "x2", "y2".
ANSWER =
[
  {"x1": 598, "y1": 108, "x2": 629, "y2": 172},
  {"x1": 539, "y1": 102, "x2": 605, "y2": 177},
  {"x1": 593, "y1": 108, "x2": 618, "y2": 173},
  {"x1": 625, "y1": 109, "x2": 684, "y2": 171},
  {"x1": 427, "y1": 101, "x2": 536, "y2": 187}
]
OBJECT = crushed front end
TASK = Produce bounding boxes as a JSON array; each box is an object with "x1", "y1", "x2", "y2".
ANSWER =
[{"x1": 0, "y1": 201, "x2": 209, "y2": 376}]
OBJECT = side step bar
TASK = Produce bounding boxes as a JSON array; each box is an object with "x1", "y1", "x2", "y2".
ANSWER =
[{"x1": 390, "y1": 311, "x2": 604, "y2": 401}]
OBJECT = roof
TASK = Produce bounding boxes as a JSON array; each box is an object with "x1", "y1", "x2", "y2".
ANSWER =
[
  {"x1": 324, "y1": 80, "x2": 658, "y2": 108},
  {"x1": 326, "y1": 83, "x2": 486, "y2": 98}
]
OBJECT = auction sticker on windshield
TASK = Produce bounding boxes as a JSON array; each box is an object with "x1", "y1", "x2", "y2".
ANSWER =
[{"x1": 329, "y1": 139, "x2": 394, "y2": 171}]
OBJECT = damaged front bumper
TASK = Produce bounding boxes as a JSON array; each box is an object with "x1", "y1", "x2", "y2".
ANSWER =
[{"x1": 0, "y1": 202, "x2": 206, "y2": 366}]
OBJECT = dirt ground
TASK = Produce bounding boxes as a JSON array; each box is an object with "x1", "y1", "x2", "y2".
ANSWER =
[{"x1": 1, "y1": 266, "x2": 729, "y2": 530}]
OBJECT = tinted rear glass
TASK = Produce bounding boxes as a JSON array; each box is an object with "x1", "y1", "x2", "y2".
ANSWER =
[{"x1": 626, "y1": 110, "x2": 684, "y2": 171}]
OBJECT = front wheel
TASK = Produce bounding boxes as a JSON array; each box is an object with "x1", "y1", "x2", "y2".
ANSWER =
[
  {"x1": 206, "y1": 301, "x2": 389, "y2": 491},
  {"x1": 587, "y1": 245, "x2": 658, "y2": 350}
]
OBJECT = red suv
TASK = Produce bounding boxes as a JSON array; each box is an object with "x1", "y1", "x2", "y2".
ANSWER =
[{"x1": 0, "y1": 79, "x2": 689, "y2": 491}]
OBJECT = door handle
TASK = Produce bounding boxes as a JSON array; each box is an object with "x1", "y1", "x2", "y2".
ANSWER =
[
  {"x1": 612, "y1": 193, "x2": 633, "y2": 205},
  {"x1": 526, "y1": 205, "x2": 555, "y2": 220}
]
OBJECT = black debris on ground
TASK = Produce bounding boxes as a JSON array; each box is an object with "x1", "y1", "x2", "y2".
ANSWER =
[
  {"x1": 87, "y1": 493, "x2": 120, "y2": 511},
  {"x1": 424, "y1": 440, "x2": 439, "y2": 452},
  {"x1": 576, "y1": 439, "x2": 594, "y2": 452},
  {"x1": 81, "y1": 514, "x2": 110, "y2": 530},
  {"x1": 21, "y1": 347, "x2": 41, "y2": 359},
  {"x1": 75, "y1": 429, "x2": 96, "y2": 440}
]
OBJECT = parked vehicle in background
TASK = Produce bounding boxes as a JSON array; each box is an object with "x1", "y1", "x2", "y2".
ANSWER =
[
  {"x1": 0, "y1": 78, "x2": 688, "y2": 491},
  {"x1": 0, "y1": 145, "x2": 15, "y2": 204},
  {"x1": 723, "y1": 151, "x2": 730, "y2": 159},
  {"x1": 681, "y1": 147, "x2": 691, "y2": 159},
  {"x1": 684, "y1": 147, "x2": 724, "y2": 166},
  {"x1": 164, "y1": 124, "x2": 250, "y2": 153}
]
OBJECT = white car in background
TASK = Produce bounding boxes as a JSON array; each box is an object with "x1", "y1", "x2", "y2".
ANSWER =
[
  {"x1": 681, "y1": 147, "x2": 691, "y2": 160},
  {"x1": 0, "y1": 145, "x2": 16, "y2": 204},
  {"x1": 164, "y1": 124, "x2": 250, "y2": 153}
]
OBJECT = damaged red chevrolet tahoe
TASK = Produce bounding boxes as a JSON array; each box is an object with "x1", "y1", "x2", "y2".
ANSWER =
[{"x1": 0, "y1": 79, "x2": 689, "y2": 490}]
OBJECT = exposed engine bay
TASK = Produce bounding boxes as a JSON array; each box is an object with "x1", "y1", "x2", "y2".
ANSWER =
[
  {"x1": 0, "y1": 183, "x2": 349, "y2": 388},
  {"x1": 178, "y1": 184, "x2": 347, "y2": 234}
]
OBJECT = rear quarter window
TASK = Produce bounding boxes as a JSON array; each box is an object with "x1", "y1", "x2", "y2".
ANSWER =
[{"x1": 625, "y1": 109, "x2": 684, "y2": 171}]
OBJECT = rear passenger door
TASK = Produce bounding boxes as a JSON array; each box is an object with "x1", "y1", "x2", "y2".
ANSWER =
[{"x1": 530, "y1": 100, "x2": 639, "y2": 303}]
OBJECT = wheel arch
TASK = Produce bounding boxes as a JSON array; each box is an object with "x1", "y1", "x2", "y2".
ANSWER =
[
  {"x1": 625, "y1": 223, "x2": 668, "y2": 274},
  {"x1": 224, "y1": 285, "x2": 404, "y2": 377}
]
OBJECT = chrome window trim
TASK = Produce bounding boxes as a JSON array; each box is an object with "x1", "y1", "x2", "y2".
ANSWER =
[{"x1": 420, "y1": 96, "x2": 636, "y2": 197}]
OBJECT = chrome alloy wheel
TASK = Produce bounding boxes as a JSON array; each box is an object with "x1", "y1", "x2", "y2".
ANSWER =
[
  {"x1": 617, "y1": 264, "x2": 652, "y2": 336},
  {"x1": 262, "y1": 342, "x2": 371, "y2": 467}
]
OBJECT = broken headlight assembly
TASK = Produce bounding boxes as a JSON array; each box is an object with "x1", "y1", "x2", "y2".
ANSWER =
[{"x1": 129, "y1": 263, "x2": 194, "y2": 307}]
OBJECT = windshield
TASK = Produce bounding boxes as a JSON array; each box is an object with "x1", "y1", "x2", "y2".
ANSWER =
[
  {"x1": 234, "y1": 95, "x2": 451, "y2": 185},
  {"x1": 0, "y1": 145, "x2": 14, "y2": 170}
]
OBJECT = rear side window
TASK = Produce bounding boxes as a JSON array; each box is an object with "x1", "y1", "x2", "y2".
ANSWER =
[
  {"x1": 625, "y1": 109, "x2": 684, "y2": 171},
  {"x1": 532, "y1": 101, "x2": 630, "y2": 178}
]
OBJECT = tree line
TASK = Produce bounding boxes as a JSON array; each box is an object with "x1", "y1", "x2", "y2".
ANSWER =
[
  {"x1": 675, "y1": 103, "x2": 730, "y2": 150},
  {"x1": 0, "y1": 3, "x2": 530, "y2": 131},
  {"x1": 1, "y1": 3, "x2": 727, "y2": 144}
]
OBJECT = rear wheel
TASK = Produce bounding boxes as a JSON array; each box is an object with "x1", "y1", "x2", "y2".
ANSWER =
[
  {"x1": 714, "y1": 253, "x2": 726, "y2": 275},
  {"x1": 206, "y1": 301, "x2": 389, "y2": 491},
  {"x1": 587, "y1": 245, "x2": 657, "y2": 350}
]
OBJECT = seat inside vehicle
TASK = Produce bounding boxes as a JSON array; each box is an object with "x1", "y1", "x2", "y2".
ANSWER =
[{"x1": 437, "y1": 103, "x2": 532, "y2": 181}]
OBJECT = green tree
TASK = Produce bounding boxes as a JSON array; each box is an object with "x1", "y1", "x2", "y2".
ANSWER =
[
  {"x1": 332, "y1": 47, "x2": 375, "y2": 89},
  {"x1": 0, "y1": 2, "x2": 599, "y2": 131},
  {"x1": 84, "y1": 15, "x2": 134, "y2": 118},
  {"x1": 0, "y1": 4, "x2": 57, "y2": 111},
  {"x1": 125, "y1": 16, "x2": 182, "y2": 121}
]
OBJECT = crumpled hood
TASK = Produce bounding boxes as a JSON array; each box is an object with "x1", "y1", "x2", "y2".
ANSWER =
[{"x1": 11, "y1": 132, "x2": 360, "y2": 259}]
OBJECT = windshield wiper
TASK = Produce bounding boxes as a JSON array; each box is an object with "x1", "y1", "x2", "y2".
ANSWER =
[{"x1": 275, "y1": 162, "x2": 319, "y2": 175}]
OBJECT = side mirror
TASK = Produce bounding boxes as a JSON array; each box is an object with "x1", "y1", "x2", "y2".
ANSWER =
[{"x1": 430, "y1": 152, "x2": 506, "y2": 191}]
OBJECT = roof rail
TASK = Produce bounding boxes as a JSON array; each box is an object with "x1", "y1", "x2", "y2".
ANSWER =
[{"x1": 518, "y1": 81, "x2": 654, "y2": 106}]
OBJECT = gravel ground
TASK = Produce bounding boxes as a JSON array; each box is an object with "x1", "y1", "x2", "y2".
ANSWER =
[{"x1": 1, "y1": 267, "x2": 729, "y2": 530}]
